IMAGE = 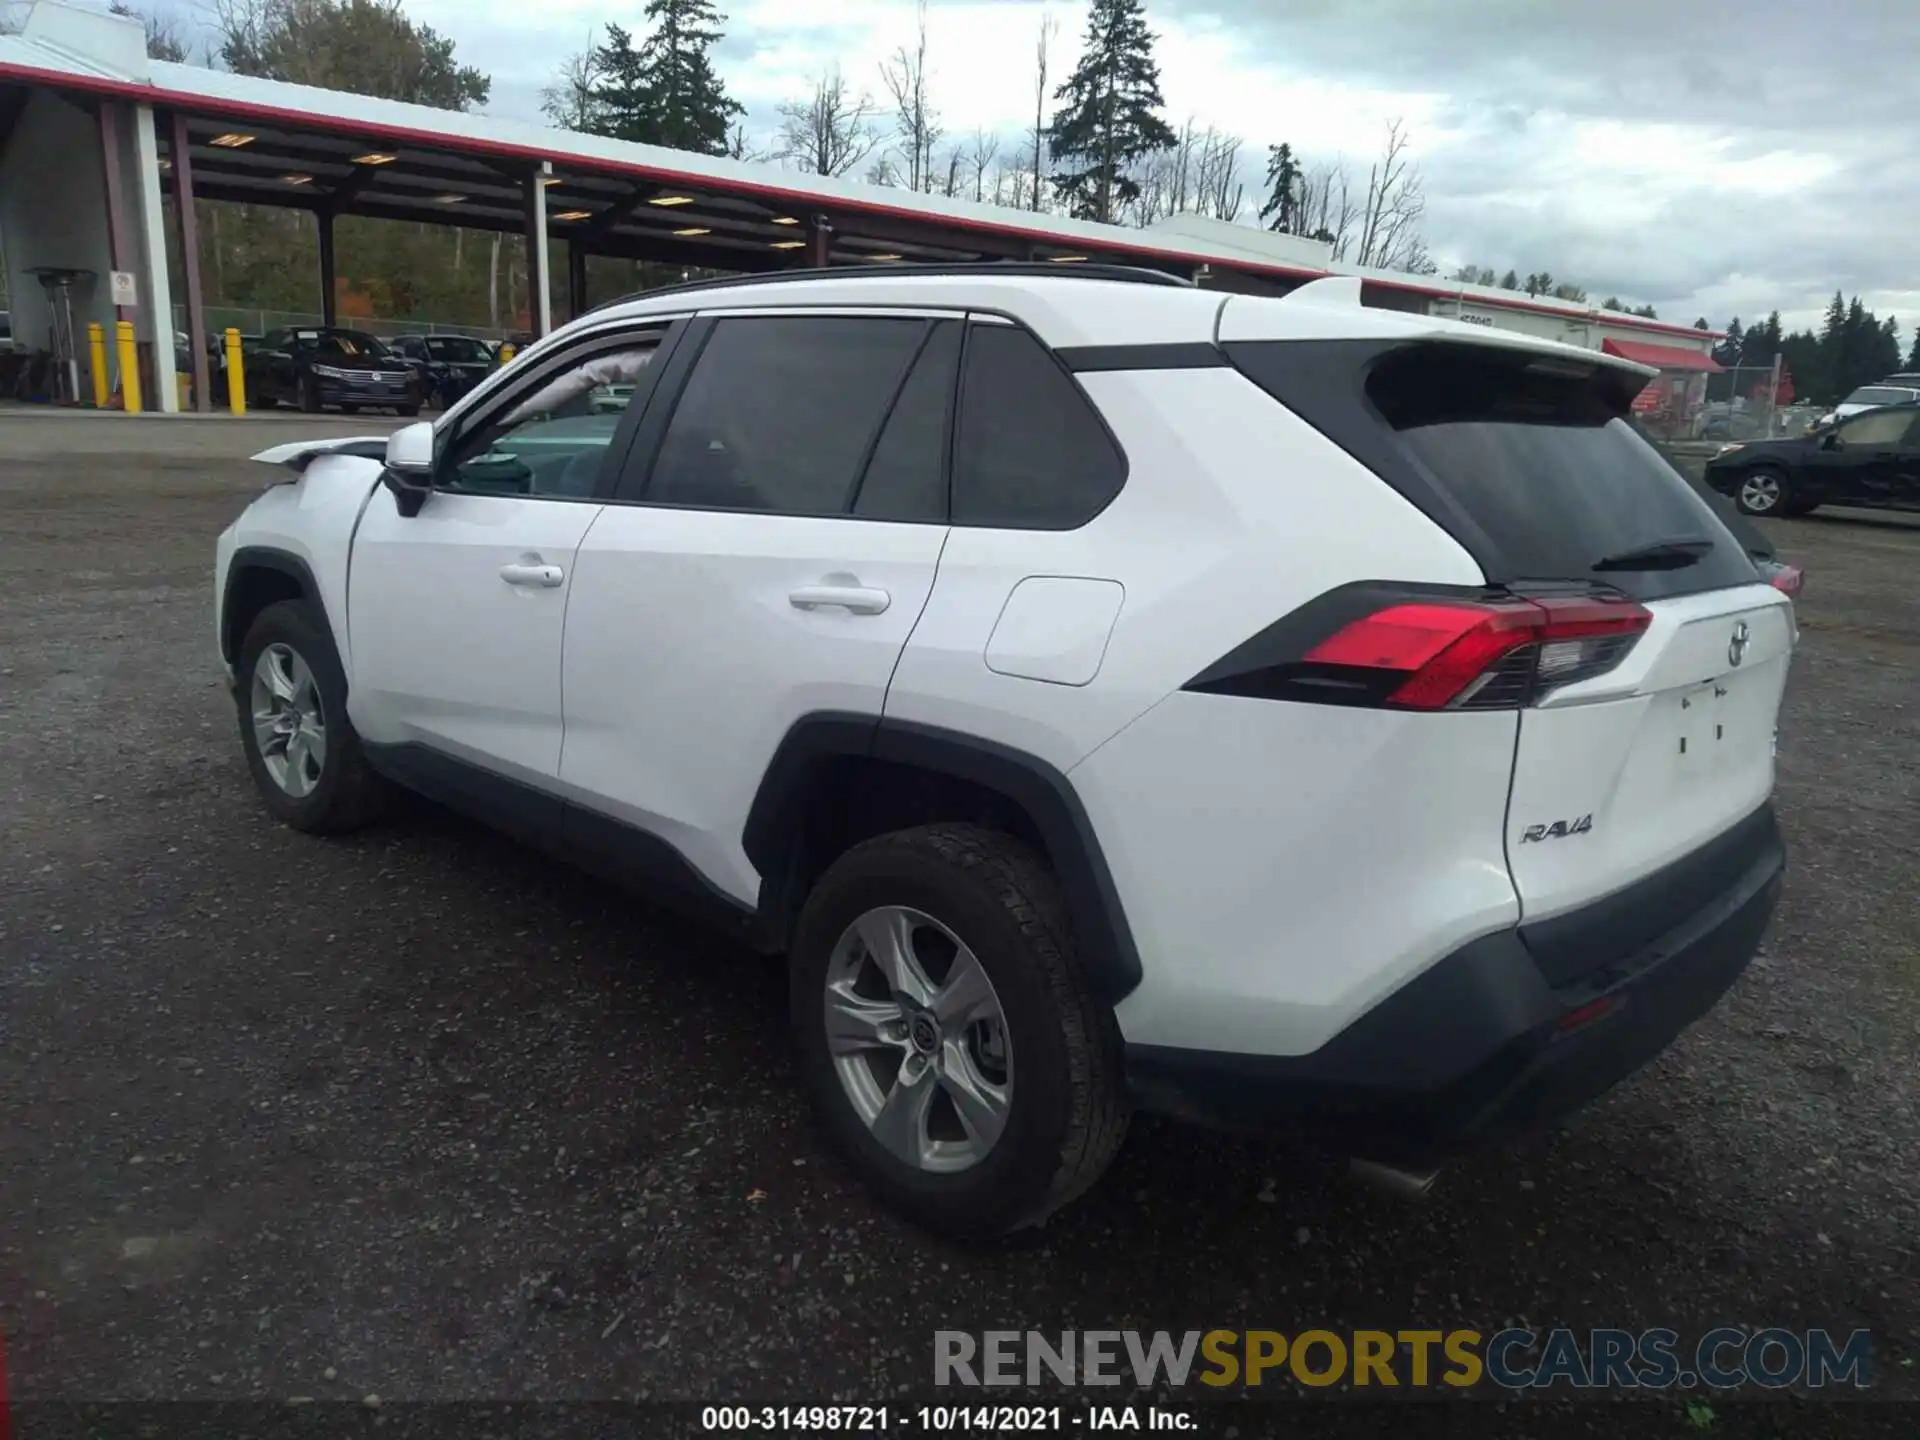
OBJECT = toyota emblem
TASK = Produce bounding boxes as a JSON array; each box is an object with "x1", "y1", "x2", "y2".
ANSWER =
[{"x1": 1728, "y1": 620, "x2": 1750, "y2": 668}]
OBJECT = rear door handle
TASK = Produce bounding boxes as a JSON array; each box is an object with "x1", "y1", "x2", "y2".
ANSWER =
[
  {"x1": 500, "y1": 562, "x2": 564, "y2": 588},
  {"x1": 789, "y1": 584, "x2": 891, "y2": 615}
]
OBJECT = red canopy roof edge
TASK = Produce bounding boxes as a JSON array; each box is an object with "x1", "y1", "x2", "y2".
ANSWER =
[{"x1": 1601, "y1": 338, "x2": 1724, "y2": 373}]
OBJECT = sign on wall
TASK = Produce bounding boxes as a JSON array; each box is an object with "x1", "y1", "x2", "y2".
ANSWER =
[{"x1": 109, "y1": 271, "x2": 138, "y2": 307}]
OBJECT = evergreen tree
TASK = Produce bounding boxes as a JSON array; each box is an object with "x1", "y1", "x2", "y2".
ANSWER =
[
  {"x1": 591, "y1": 25, "x2": 650, "y2": 139},
  {"x1": 1499, "y1": 269, "x2": 1519, "y2": 290},
  {"x1": 1907, "y1": 328, "x2": 1920, "y2": 372},
  {"x1": 1047, "y1": 0, "x2": 1177, "y2": 223},
  {"x1": 1713, "y1": 317, "x2": 1743, "y2": 368},
  {"x1": 1259, "y1": 142, "x2": 1301, "y2": 233},
  {"x1": 591, "y1": 0, "x2": 742, "y2": 154}
]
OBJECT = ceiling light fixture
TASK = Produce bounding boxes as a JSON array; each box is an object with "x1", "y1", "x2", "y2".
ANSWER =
[
  {"x1": 673, "y1": 226, "x2": 711, "y2": 237},
  {"x1": 771, "y1": 215, "x2": 800, "y2": 226},
  {"x1": 352, "y1": 152, "x2": 397, "y2": 165},
  {"x1": 209, "y1": 133, "x2": 255, "y2": 148},
  {"x1": 869, "y1": 253, "x2": 903, "y2": 261},
  {"x1": 157, "y1": 158, "x2": 172, "y2": 171},
  {"x1": 433, "y1": 193, "x2": 467, "y2": 204},
  {"x1": 282, "y1": 173, "x2": 314, "y2": 186},
  {"x1": 769, "y1": 239, "x2": 806, "y2": 250},
  {"x1": 552, "y1": 209, "x2": 592, "y2": 221},
  {"x1": 648, "y1": 195, "x2": 696, "y2": 207},
  {"x1": 540, "y1": 176, "x2": 563, "y2": 187},
  {"x1": 1050, "y1": 254, "x2": 1088, "y2": 263}
]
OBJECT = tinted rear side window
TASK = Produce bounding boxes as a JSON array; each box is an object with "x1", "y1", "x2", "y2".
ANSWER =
[
  {"x1": 853, "y1": 320, "x2": 961, "y2": 524},
  {"x1": 645, "y1": 316, "x2": 926, "y2": 515},
  {"x1": 1230, "y1": 339, "x2": 1758, "y2": 600},
  {"x1": 952, "y1": 324, "x2": 1125, "y2": 529}
]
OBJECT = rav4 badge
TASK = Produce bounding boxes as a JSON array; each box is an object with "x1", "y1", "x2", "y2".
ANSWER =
[{"x1": 1520, "y1": 814, "x2": 1593, "y2": 843}]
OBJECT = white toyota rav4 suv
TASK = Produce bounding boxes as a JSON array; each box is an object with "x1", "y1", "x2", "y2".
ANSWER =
[{"x1": 214, "y1": 264, "x2": 1792, "y2": 1238}]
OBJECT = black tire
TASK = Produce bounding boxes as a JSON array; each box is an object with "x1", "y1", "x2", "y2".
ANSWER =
[
  {"x1": 789, "y1": 823, "x2": 1129, "y2": 1239},
  {"x1": 235, "y1": 599, "x2": 385, "y2": 834},
  {"x1": 1733, "y1": 465, "x2": 1790, "y2": 517},
  {"x1": 299, "y1": 375, "x2": 322, "y2": 414}
]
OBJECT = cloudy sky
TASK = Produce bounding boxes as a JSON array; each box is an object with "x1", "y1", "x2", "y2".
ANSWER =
[{"x1": 185, "y1": 0, "x2": 1920, "y2": 336}]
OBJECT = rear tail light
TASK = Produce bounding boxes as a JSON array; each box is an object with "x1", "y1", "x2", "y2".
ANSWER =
[
  {"x1": 1299, "y1": 595, "x2": 1652, "y2": 711},
  {"x1": 1762, "y1": 562, "x2": 1804, "y2": 599}
]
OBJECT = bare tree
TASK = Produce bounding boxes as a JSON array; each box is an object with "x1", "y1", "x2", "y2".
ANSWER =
[
  {"x1": 1028, "y1": 7, "x2": 1057, "y2": 212},
  {"x1": 936, "y1": 144, "x2": 965, "y2": 198},
  {"x1": 109, "y1": 1, "x2": 187, "y2": 61},
  {"x1": 1297, "y1": 159, "x2": 1358, "y2": 258},
  {"x1": 1194, "y1": 129, "x2": 1244, "y2": 222},
  {"x1": 879, "y1": 0, "x2": 940, "y2": 191},
  {"x1": 776, "y1": 66, "x2": 881, "y2": 178},
  {"x1": 540, "y1": 35, "x2": 601, "y2": 131},
  {"x1": 1350, "y1": 118, "x2": 1427, "y2": 270},
  {"x1": 968, "y1": 128, "x2": 1001, "y2": 203}
]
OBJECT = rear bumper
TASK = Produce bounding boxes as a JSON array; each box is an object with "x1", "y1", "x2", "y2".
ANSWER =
[{"x1": 1124, "y1": 803, "x2": 1785, "y2": 1167}]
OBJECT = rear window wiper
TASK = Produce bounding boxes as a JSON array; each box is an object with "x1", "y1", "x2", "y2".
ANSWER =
[{"x1": 1592, "y1": 536, "x2": 1715, "y2": 572}]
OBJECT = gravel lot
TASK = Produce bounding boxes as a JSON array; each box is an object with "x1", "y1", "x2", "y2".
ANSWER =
[{"x1": 1, "y1": 414, "x2": 1915, "y2": 1434}]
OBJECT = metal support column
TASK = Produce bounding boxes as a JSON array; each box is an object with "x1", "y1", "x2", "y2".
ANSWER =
[
  {"x1": 96, "y1": 101, "x2": 135, "y2": 324},
  {"x1": 568, "y1": 241, "x2": 588, "y2": 321},
  {"x1": 170, "y1": 112, "x2": 211, "y2": 412},
  {"x1": 317, "y1": 211, "x2": 338, "y2": 328},
  {"x1": 807, "y1": 212, "x2": 832, "y2": 269},
  {"x1": 524, "y1": 162, "x2": 552, "y2": 338}
]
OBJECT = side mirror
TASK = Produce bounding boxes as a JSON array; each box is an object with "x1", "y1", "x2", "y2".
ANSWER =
[{"x1": 382, "y1": 420, "x2": 436, "y2": 517}]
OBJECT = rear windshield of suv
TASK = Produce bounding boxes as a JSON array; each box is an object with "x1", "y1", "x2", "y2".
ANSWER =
[
  {"x1": 1843, "y1": 386, "x2": 1917, "y2": 407},
  {"x1": 1228, "y1": 339, "x2": 1759, "y2": 601}
]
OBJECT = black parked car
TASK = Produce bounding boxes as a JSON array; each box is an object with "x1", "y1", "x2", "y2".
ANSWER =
[
  {"x1": 389, "y1": 333, "x2": 495, "y2": 410},
  {"x1": 246, "y1": 327, "x2": 420, "y2": 415},
  {"x1": 1704, "y1": 402, "x2": 1920, "y2": 517},
  {"x1": 1635, "y1": 419, "x2": 1804, "y2": 599}
]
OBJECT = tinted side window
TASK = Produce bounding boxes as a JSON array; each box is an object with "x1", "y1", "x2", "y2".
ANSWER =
[
  {"x1": 645, "y1": 316, "x2": 927, "y2": 514},
  {"x1": 852, "y1": 320, "x2": 961, "y2": 523},
  {"x1": 1837, "y1": 409, "x2": 1911, "y2": 447},
  {"x1": 952, "y1": 324, "x2": 1125, "y2": 529}
]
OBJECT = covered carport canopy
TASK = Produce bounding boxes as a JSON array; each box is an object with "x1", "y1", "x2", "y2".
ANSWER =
[{"x1": 0, "y1": 0, "x2": 1724, "y2": 413}]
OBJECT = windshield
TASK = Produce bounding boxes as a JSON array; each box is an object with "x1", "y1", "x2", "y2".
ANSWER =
[
  {"x1": 1843, "y1": 386, "x2": 1915, "y2": 406},
  {"x1": 427, "y1": 337, "x2": 490, "y2": 362},
  {"x1": 295, "y1": 331, "x2": 391, "y2": 360}
]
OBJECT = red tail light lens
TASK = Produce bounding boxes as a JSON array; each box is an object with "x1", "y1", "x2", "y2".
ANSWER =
[
  {"x1": 1763, "y1": 563, "x2": 1804, "y2": 599},
  {"x1": 1303, "y1": 595, "x2": 1651, "y2": 710}
]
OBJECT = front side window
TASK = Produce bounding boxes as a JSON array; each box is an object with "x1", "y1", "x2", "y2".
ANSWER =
[
  {"x1": 644, "y1": 315, "x2": 928, "y2": 514},
  {"x1": 1836, "y1": 408, "x2": 1912, "y2": 447},
  {"x1": 442, "y1": 339, "x2": 661, "y2": 499},
  {"x1": 428, "y1": 337, "x2": 491, "y2": 363}
]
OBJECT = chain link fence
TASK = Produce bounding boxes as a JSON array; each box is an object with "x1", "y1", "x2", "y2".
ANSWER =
[{"x1": 1632, "y1": 361, "x2": 1820, "y2": 443}]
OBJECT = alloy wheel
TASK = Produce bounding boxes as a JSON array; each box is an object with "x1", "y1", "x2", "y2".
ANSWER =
[
  {"x1": 822, "y1": 905, "x2": 1014, "y2": 1174},
  {"x1": 249, "y1": 642, "x2": 327, "y2": 798},
  {"x1": 1739, "y1": 472, "x2": 1782, "y2": 513}
]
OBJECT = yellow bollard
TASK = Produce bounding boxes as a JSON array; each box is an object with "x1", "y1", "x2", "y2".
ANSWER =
[
  {"x1": 497, "y1": 342, "x2": 516, "y2": 366},
  {"x1": 88, "y1": 322, "x2": 109, "y2": 409},
  {"x1": 114, "y1": 319, "x2": 142, "y2": 414},
  {"x1": 225, "y1": 328, "x2": 246, "y2": 415}
]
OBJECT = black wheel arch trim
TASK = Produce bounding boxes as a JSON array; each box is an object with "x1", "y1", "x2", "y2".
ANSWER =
[
  {"x1": 222, "y1": 546, "x2": 323, "y2": 663},
  {"x1": 743, "y1": 712, "x2": 1145, "y2": 1006}
]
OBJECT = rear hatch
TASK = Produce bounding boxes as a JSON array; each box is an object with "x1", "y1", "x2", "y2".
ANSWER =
[{"x1": 1224, "y1": 319, "x2": 1793, "y2": 979}]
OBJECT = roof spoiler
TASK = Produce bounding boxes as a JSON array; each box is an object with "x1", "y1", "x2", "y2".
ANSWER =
[{"x1": 1281, "y1": 275, "x2": 1365, "y2": 307}]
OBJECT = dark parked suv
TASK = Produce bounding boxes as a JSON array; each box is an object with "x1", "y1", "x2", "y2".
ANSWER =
[{"x1": 246, "y1": 327, "x2": 420, "y2": 415}]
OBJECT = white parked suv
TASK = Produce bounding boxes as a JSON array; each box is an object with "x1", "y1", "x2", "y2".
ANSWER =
[{"x1": 214, "y1": 265, "x2": 1792, "y2": 1238}]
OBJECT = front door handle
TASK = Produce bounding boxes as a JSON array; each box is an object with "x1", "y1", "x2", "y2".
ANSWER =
[
  {"x1": 789, "y1": 584, "x2": 891, "y2": 615},
  {"x1": 500, "y1": 561, "x2": 564, "y2": 588}
]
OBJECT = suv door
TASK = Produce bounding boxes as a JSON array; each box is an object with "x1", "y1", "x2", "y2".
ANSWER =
[
  {"x1": 1804, "y1": 406, "x2": 1911, "y2": 507},
  {"x1": 558, "y1": 309, "x2": 958, "y2": 905},
  {"x1": 345, "y1": 320, "x2": 677, "y2": 816}
]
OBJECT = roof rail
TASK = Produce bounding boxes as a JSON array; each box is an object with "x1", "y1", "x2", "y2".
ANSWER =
[{"x1": 588, "y1": 260, "x2": 1195, "y2": 316}]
